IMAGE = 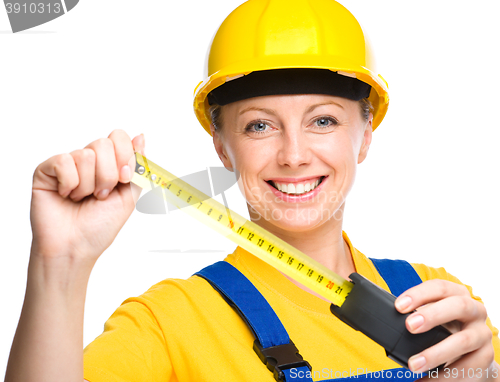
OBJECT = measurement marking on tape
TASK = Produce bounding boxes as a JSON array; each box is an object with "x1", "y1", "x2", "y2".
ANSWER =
[{"x1": 131, "y1": 152, "x2": 352, "y2": 306}]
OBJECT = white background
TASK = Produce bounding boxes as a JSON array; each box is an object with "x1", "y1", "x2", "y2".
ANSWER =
[{"x1": 1, "y1": 0, "x2": 499, "y2": 377}]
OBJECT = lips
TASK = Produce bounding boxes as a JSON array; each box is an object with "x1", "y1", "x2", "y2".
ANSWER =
[{"x1": 266, "y1": 176, "x2": 326, "y2": 196}]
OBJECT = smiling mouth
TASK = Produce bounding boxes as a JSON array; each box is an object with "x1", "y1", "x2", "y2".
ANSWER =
[{"x1": 266, "y1": 176, "x2": 326, "y2": 196}]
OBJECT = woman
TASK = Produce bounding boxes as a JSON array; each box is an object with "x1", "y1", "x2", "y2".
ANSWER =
[{"x1": 5, "y1": 0, "x2": 499, "y2": 381}]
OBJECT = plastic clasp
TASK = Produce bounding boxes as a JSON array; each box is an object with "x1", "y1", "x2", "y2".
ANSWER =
[
  {"x1": 330, "y1": 273, "x2": 451, "y2": 369},
  {"x1": 253, "y1": 339, "x2": 312, "y2": 381}
]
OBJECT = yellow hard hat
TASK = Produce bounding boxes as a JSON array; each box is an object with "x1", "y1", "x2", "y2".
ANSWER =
[{"x1": 193, "y1": 0, "x2": 389, "y2": 135}]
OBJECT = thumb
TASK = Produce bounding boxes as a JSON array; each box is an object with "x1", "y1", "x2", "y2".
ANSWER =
[
  {"x1": 132, "y1": 133, "x2": 146, "y2": 157},
  {"x1": 126, "y1": 133, "x2": 147, "y2": 204}
]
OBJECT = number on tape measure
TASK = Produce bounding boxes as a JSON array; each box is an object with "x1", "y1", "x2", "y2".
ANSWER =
[{"x1": 131, "y1": 152, "x2": 353, "y2": 307}]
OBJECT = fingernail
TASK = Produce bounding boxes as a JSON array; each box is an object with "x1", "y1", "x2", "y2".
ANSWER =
[
  {"x1": 98, "y1": 189, "x2": 110, "y2": 199},
  {"x1": 408, "y1": 355, "x2": 426, "y2": 372},
  {"x1": 407, "y1": 314, "x2": 424, "y2": 331},
  {"x1": 395, "y1": 296, "x2": 412, "y2": 311},
  {"x1": 121, "y1": 165, "x2": 131, "y2": 181}
]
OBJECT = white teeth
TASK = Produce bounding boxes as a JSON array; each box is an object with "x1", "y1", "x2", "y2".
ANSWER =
[{"x1": 272, "y1": 178, "x2": 323, "y2": 195}]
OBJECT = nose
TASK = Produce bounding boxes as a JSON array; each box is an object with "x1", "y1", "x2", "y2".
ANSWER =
[{"x1": 276, "y1": 126, "x2": 312, "y2": 169}]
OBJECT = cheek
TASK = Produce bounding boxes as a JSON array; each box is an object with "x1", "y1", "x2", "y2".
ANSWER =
[
  {"x1": 227, "y1": 137, "x2": 273, "y2": 170},
  {"x1": 314, "y1": 134, "x2": 357, "y2": 168},
  {"x1": 226, "y1": 141, "x2": 272, "y2": 193},
  {"x1": 313, "y1": 134, "x2": 359, "y2": 200}
]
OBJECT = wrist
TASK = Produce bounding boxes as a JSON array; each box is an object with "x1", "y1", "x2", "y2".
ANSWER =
[{"x1": 27, "y1": 247, "x2": 95, "y2": 299}]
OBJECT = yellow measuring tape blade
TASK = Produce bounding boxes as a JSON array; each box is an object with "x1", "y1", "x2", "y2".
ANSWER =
[{"x1": 131, "y1": 153, "x2": 352, "y2": 307}]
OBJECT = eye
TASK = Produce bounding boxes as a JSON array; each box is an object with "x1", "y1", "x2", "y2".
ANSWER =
[
  {"x1": 313, "y1": 116, "x2": 338, "y2": 128},
  {"x1": 245, "y1": 121, "x2": 270, "y2": 134}
]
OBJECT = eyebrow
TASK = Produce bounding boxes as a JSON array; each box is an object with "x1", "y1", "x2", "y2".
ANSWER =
[
  {"x1": 305, "y1": 101, "x2": 344, "y2": 114},
  {"x1": 239, "y1": 106, "x2": 277, "y2": 116},
  {"x1": 238, "y1": 101, "x2": 344, "y2": 116}
]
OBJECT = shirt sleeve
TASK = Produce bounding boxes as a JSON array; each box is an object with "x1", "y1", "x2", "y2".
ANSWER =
[
  {"x1": 83, "y1": 296, "x2": 172, "y2": 382},
  {"x1": 411, "y1": 263, "x2": 500, "y2": 365}
]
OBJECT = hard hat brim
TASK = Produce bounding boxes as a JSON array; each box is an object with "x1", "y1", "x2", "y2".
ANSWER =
[{"x1": 194, "y1": 55, "x2": 389, "y2": 135}]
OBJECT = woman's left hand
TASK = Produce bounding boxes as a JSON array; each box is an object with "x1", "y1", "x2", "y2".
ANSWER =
[{"x1": 394, "y1": 279, "x2": 499, "y2": 381}]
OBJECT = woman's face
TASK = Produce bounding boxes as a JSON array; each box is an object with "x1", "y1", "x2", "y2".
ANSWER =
[{"x1": 211, "y1": 94, "x2": 372, "y2": 233}]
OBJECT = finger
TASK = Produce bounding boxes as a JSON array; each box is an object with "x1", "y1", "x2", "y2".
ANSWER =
[
  {"x1": 130, "y1": 134, "x2": 146, "y2": 204},
  {"x1": 108, "y1": 129, "x2": 135, "y2": 184},
  {"x1": 127, "y1": 133, "x2": 145, "y2": 182},
  {"x1": 85, "y1": 138, "x2": 119, "y2": 200},
  {"x1": 439, "y1": 346, "x2": 496, "y2": 379},
  {"x1": 395, "y1": 279, "x2": 470, "y2": 314},
  {"x1": 67, "y1": 148, "x2": 96, "y2": 202},
  {"x1": 33, "y1": 153, "x2": 79, "y2": 198},
  {"x1": 116, "y1": 133, "x2": 146, "y2": 205},
  {"x1": 412, "y1": 347, "x2": 495, "y2": 381},
  {"x1": 405, "y1": 296, "x2": 487, "y2": 334},
  {"x1": 408, "y1": 322, "x2": 493, "y2": 373},
  {"x1": 132, "y1": 133, "x2": 145, "y2": 156}
]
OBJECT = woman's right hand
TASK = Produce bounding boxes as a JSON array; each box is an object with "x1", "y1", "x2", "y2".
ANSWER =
[{"x1": 30, "y1": 129, "x2": 145, "y2": 265}]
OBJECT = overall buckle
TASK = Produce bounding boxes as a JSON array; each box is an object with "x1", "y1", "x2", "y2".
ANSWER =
[{"x1": 253, "y1": 339, "x2": 312, "y2": 381}]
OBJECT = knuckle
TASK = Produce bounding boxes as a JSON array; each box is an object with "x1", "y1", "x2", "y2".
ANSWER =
[
  {"x1": 80, "y1": 148, "x2": 96, "y2": 162},
  {"x1": 484, "y1": 346, "x2": 495, "y2": 365},
  {"x1": 457, "y1": 330, "x2": 474, "y2": 350},
  {"x1": 95, "y1": 137, "x2": 114, "y2": 149},
  {"x1": 457, "y1": 284, "x2": 469, "y2": 296},
  {"x1": 476, "y1": 302, "x2": 488, "y2": 320},
  {"x1": 72, "y1": 148, "x2": 96, "y2": 164},
  {"x1": 53, "y1": 154, "x2": 79, "y2": 189},
  {"x1": 109, "y1": 128, "x2": 126, "y2": 136},
  {"x1": 99, "y1": 173, "x2": 118, "y2": 185},
  {"x1": 456, "y1": 295, "x2": 472, "y2": 315},
  {"x1": 482, "y1": 325, "x2": 493, "y2": 342},
  {"x1": 432, "y1": 279, "x2": 449, "y2": 296},
  {"x1": 99, "y1": 174, "x2": 118, "y2": 185},
  {"x1": 70, "y1": 149, "x2": 83, "y2": 160},
  {"x1": 485, "y1": 328, "x2": 495, "y2": 346},
  {"x1": 55, "y1": 152, "x2": 73, "y2": 167}
]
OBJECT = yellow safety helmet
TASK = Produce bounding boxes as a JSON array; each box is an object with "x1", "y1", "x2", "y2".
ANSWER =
[{"x1": 193, "y1": 0, "x2": 389, "y2": 135}]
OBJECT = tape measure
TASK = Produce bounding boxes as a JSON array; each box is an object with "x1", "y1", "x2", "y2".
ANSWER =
[
  {"x1": 131, "y1": 152, "x2": 352, "y2": 307},
  {"x1": 130, "y1": 152, "x2": 452, "y2": 369}
]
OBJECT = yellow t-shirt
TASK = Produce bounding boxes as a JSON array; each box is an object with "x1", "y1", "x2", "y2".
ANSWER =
[{"x1": 83, "y1": 231, "x2": 500, "y2": 381}]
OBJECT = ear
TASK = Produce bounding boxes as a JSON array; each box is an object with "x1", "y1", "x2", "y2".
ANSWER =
[
  {"x1": 210, "y1": 124, "x2": 234, "y2": 171},
  {"x1": 357, "y1": 115, "x2": 373, "y2": 164}
]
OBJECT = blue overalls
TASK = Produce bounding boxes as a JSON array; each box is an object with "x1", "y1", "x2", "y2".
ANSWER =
[{"x1": 195, "y1": 258, "x2": 424, "y2": 382}]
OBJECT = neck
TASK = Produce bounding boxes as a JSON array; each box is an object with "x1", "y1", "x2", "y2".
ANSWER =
[{"x1": 248, "y1": 203, "x2": 356, "y2": 281}]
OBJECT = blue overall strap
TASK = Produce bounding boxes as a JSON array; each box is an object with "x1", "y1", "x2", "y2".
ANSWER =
[
  {"x1": 369, "y1": 258, "x2": 422, "y2": 297},
  {"x1": 195, "y1": 261, "x2": 312, "y2": 381},
  {"x1": 196, "y1": 261, "x2": 289, "y2": 348}
]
